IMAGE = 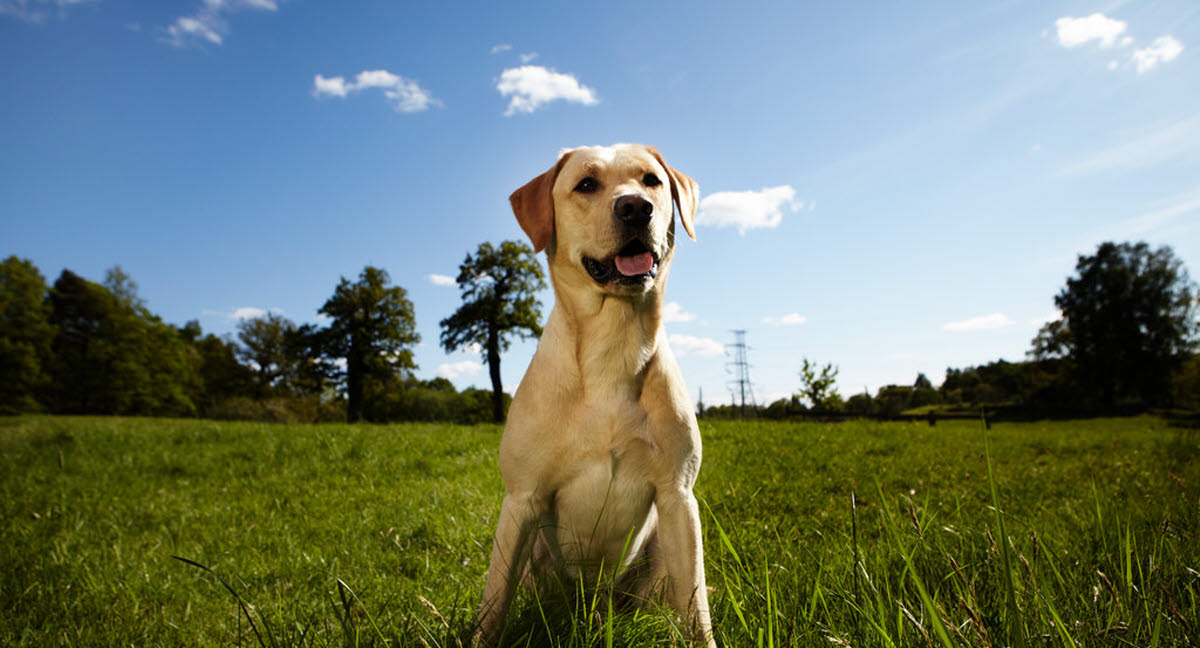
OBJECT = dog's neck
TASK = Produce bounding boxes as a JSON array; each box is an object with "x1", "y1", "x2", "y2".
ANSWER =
[{"x1": 545, "y1": 263, "x2": 670, "y2": 402}]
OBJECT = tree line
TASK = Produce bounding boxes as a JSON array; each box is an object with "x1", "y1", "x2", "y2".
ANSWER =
[
  {"x1": 4, "y1": 239, "x2": 1196, "y2": 424},
  {"x1": 703, "y1": 241, "x2": 1199, "y2": 420},
  {"x1": 0, "y1": 241, "x2": 545, "y2": 424}
]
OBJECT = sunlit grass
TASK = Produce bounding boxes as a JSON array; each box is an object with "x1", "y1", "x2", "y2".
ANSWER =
[{"x1": 1, "y1": 415, "x2": 1196, "y2": 646}]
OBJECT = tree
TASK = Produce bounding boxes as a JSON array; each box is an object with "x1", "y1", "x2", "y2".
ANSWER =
[
  {"x1": 0, "y1": 256, "x2": 55, "y2": 413},
  {"x1": 439, "y1": 241, "x2": 546, "y2": 423},
  {"x1": 177, "y1": 320, "x2": 256, "y2": 414},
  {"x1": 911, "y1": 373, "x2": 941, "y2": 408},
  {"x1": 236, "y1": 312, "x2": 299, "y2": 396},
  {"x1": 47, "y1": 268, "x2": 196, "y2": 416},
  {"x1": 319, "y1": 266, "x2": 420, "y2": 423},
  {"x1": 1039, "y1": 241, "x2": 1198, "y2": 408},
  {"x1": 798, "y1": 358, "x2": 840, "y2": 411}
]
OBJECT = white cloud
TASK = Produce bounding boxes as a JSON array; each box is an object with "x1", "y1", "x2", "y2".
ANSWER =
[
  {"x1": 231, "y1": 307, "x2": 267, "y2": 320},
  {"x1": 663, "y1": 301, "x2": 696, "y2": 323},
  {"x1": 1132, "y1": 36, "x2": 1184, "y2": 74},
  {"x1": 437, "y1": 361, "x2": 484, "y2": 379},
  {"x1": 427, "y1": 273, "x2": 456, "y2": 287},
  {"x1": 313, "y1": 74, "x2": 347, "y2": 98},
  {"x1": 162, "y1": 0, "x2": 278, "y2": 48},
  {"x1": 312, "y1": 69, "x2": 441, "y2": 113},
  {"x1": 0, "y1": 0, "x2": 96, "y2": 22},
  {"x1": 496, "y1": 65, "x2": 599, "y2": 116},
  {"x1": 519, "y1": 52, "x2": 539, "y2": 64},
  {"x1": 763, "y1": 312, "x2": 807, "y2": 326},
  {"x1": 1031, "y1": 310, "x2": 1062, "y2": 326},
  {"x1": 168, "y1": 15, "x2": 222, "y2": 45},
  {"x1": 490, "y1": 43, "x2": 512, "y2": 55},
  {"x1": 1055, "y1": 13, "x2": 1128, "y2": 48},
  {"x1": 695, "y1": 185, "x2": 800, "y2": 234},
  {"x1": 943, "y1": 313, "x2": 1016, "y2": 332},
  {"x1": 668, "y1": 334, "x2": 724, "y2": 357}
]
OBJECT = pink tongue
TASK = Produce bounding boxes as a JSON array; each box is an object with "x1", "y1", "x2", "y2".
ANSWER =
[{"x1": 615, "y1": 252, "x2": 654, "y2": 276}]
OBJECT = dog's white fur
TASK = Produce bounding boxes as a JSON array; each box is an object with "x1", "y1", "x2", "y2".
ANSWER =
[{"x1": 476, "y1": 144, "x2": 714, "y2": 646}]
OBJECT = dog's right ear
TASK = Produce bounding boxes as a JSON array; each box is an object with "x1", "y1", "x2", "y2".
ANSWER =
[{"x1": 510, "y1": 153, "x2": 571, "y2": 253}]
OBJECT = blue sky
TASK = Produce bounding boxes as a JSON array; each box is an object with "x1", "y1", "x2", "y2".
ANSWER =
[{"x1": 2, "y1": 0, "x2": 1198, "y2": 407}]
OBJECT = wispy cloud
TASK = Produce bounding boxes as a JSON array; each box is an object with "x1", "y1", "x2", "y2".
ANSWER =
[
  {"x1": 163, "y1": 0, "x2": 279, "y2": 48},
  {"x1": 1059, "y1": 115, "x2": 1200, "y2": 177},
  {"x1": 763, "y1": 313, "x2": 807, "y2": 326},
  {"x1": 1132, "y1": 36, "x2": 1184, "y2": 74},
  {"x1": 313, "y1": 70, "x2": 441, "y2": 113},
  {"x1": 0, "y1": 0, "x2": 95, "y2": 22},
  {"x1": 490, "y1": 43, "x2": 512, "y2": 55},
  {"x1": 231, "y1": 306, "x2": 267, "y2": 320},
  {"x1": 437, "y1": 360, "x2": 483, "y2": 379},
  {"x1": 1080, "y1": 187, "x2": 1200, "y2": 247},
  {"x1": 943, "y1": 313, "x2": 1016, "y2": 332},
  {"x1": 1055, "y1": 13, "x2": 1128, "y2": 48},
  {"x1": 696, "y1": 186, "x2": 801, "y2": 234},
  {"x1": 668, "y1": 334, "x2": 724, "y2": 358},
  {"x1": 519, "y1": 52, "x2": 538, "y2": 64},
  {"x1": 663, "y1": 301, "x2": 697, "y2": 323},
  {"x1": 1031, "y1": 311, "x2": 1062, "y2": 326},
  {"x1": 426, "y1": 273, "x2": 456, "y2": 287},
  {"x1": 496, "y1": 65, "x2": 598, "y2": 116}
]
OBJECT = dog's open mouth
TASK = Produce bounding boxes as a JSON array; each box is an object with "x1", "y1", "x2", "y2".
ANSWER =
[{"x1": 582, "y1": 239, "x2": 659, "y2": 285}]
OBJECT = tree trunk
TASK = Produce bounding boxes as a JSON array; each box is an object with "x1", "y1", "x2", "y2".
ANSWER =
[
  {"x1": 487, "y1": 324, "x2": 504, "y2": 423},
  {"x1": 347, "y1": 338, "x2": 364, "y2": 423}
]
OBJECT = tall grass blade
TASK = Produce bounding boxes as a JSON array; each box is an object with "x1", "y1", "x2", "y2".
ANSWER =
[
  {"x1": 335, "y1": 578, "x2": 391, "y2": 646},
  {"x1": 984, "y1": 428, "x2": 1026, "y2": 648},
  {"x1": 172, "y1": 555, "x2": 271, "y2": 648}
]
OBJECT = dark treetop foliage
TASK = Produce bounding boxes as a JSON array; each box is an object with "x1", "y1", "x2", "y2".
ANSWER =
[
  {"x1": 47, "y1": 268, "x2": 197, "y2": 416},
  {"x1": 236, "y1": 312, "x2": 299, "y2": 397},
  {"x1": 1039, "y1": 241, "x2": 1198, "y2": 408},
  {"x1": 0, "y1": 256, "x2": 54, "y2": 414},
  {"x1": 319, "y1": 265, "x2": 420, "y2": 423},
  {"x1": 439, "y1": 240, "x2": 545, "y2": 423}
]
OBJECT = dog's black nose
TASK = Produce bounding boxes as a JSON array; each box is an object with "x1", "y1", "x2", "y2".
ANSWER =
[{"x1": 613, "y1": 194, "x2": 653, "y2": 228}]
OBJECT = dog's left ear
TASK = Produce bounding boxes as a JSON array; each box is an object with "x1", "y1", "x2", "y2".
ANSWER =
[
  {"x1": 648, "y1": 148, "x2": 698, "y2": 241},
  {"x1": 510, "y1": 152, "x2": 572, "y2": 253}
]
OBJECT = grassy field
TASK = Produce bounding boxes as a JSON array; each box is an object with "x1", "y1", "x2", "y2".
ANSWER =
[{"x1": 1, "y1": 415, "x2": 1197, "y2": 647}]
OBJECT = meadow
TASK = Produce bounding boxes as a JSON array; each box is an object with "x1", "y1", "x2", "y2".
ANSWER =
[{"x1": 1, "y1": 415, "x2": 1197, "y2": 647}]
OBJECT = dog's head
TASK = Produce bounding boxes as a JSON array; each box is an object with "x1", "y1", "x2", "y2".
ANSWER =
[{"x1": 511, "y1": 144, "x2": 698, "y2": 296}]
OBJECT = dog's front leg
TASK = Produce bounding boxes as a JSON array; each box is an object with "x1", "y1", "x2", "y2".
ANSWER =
[
  {"x1": 656, "y1": 488, "x2": 716, "y2": 647},
  {"x1": 476, "y1": 492, "x2": 542, "y2": 645}
]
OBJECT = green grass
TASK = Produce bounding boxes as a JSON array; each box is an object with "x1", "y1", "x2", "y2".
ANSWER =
[{"x1": 2, "y1": 415, "x2": 1197, "y2": 646}]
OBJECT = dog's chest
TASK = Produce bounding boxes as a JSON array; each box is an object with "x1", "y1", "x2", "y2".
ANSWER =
[{"x1": 550, "y1": 404, "x2": 659, "y2": 566}]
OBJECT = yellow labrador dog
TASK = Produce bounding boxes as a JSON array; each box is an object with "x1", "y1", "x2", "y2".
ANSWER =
[{"x1": 476, "y1": 144, "x2": 715, "y2": 647}]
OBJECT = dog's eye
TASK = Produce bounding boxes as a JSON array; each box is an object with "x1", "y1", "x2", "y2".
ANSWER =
[
  {"x1": 573, "y1": 177, "x2": 600, "y2": 194},
  {"x1": 642, "y1": 173, "x2": 662, "y2": 187}
]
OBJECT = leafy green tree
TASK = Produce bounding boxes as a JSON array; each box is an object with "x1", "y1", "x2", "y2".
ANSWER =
[
  {"x1": 177, "y1": 320, "x2": 256, "y2": 414},
  {"x1": 319, "y1": 266, "x2": 420, "y2": 423},
  {"x1": 48, "y1": 268, "x2": 196, "y2": 415},
  {"x1": 439, "y1": 241, "x2": 546, "y2": 423},
  {"x1": 0, "y1": 256, "x2": 55, "y2": 413},
  {"x1": 1043, "y1": 241, "x2": 1198, "y2": 407},
  {"x1": 798, "y1": 357, "x2": 840, "y2": 411},
  {"x1": 236, "y1": 312, "x2": 299, "y2": 396},
  {"x1": 845, "y1": 391, "x2": 874, "y2": 416},
  {"x1": 874, "y1": 385, "x2": 913, "y2": 417}
]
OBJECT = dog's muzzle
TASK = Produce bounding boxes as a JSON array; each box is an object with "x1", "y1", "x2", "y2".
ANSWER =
[{"x1": 582, "y1": 238, "x2": 659, "y2": 285}]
